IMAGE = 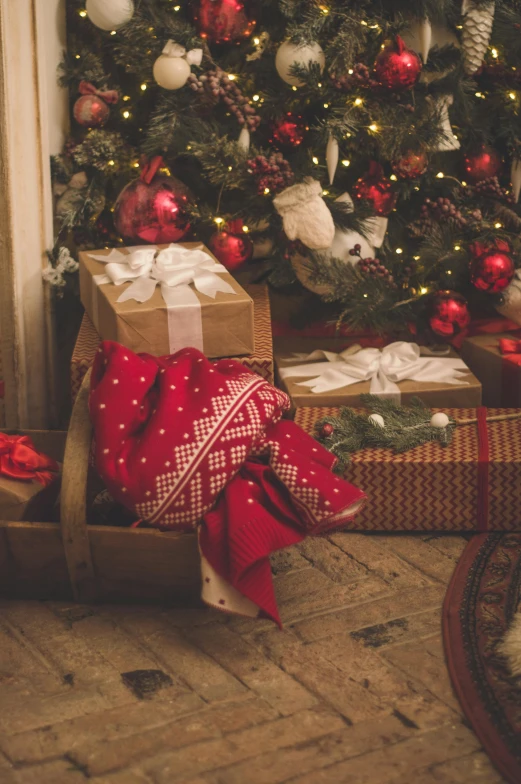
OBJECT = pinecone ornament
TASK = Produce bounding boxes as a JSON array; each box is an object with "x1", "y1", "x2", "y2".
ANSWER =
[{"x1": 461, "y1": 0, "x2": 495, "y2": 75}]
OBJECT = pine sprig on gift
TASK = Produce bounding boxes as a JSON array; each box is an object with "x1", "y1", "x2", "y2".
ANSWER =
[{"x1": 316, "y1": 395, "x2": 456, "y2": 470}]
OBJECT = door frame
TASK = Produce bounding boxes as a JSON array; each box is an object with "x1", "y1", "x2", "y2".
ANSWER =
[{"x1": 0, "y1": 0, "x2": 68, "y2": 428}]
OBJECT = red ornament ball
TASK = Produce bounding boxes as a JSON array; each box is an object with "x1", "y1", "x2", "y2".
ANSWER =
[
  {"x1": 209, "y1": 224, "x2": 253, "y2": 271},
  {"x1": 193, "y1": 0, "x2": 256, "y2": 44},
  {"x1": 428, "y1": 291, "x2": 471, "y2": 338},
  {"x1": 353, "y1": 161, "x2": 397, "y2": 216},
  {"x1": 374, "y1": 35, "x2": 422, "y2": 91},
  {"x1": 73, "y1": 94, "x2": 110, "y2": 128},
  {"x1": 114, "y1": 174, "x2": 193, "y2": 245},
  {"x1": 464, "y1": 145, "x2": 501, "y2": 183},
  {"x1": 320, "y1": 423, "x2": 334, "y2": 438},
  {"x1": 392, "y1": 149, "x2": 428, "y2": 179},
  {"x1": 270, "y1": 113, "x2": 306, "y2": 149},
  {"x1": 471, "y1": 252, "x2": 515, "y2": 293}
]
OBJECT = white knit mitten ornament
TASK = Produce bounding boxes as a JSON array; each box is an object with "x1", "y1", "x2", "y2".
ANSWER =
[
  {"x1": 273, "y1": 178, "x2": 335, "y2": 250},
  {"x1": 430, "y1": 95, "x2": 460, "y2": 152},
  {"x1": 461, "y1": 0, "x2": 495, "y2": 75},
  {"x1": 496, "y1": 270, "x2": 521, "y2": 325},
  {"x1": 511, "y1": 159, "x2": 521, "y2": 203}
]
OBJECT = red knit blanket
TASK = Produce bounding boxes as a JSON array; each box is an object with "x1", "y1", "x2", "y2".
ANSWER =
[{"x1": 90, "y1": 342, "x2": 366, "y2": 624}]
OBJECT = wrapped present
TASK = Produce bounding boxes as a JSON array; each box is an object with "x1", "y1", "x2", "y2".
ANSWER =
[
  {"x1": 461, "y1": 332, "x2": 521, "y2": 407},
  {"x1": 72, "y1": 284, "x2": 274, "y2": 400},
  {"x1": 276, "y1": 341, "x2": 482, "y2": 409},
  {"x1": 79, "y1": 243, "x2": 254, "y2": 358},
  {"x1": 295, "y1": 406, "x2": 521, "y2": 532},
  {"x1": 0, "y1": 433, "x2": 60, "y2": 521}
]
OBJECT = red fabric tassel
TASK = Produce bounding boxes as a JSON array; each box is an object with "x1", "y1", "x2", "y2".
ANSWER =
[{"x1": 0, "y1": 433, "x2": 59, "y2": 487}]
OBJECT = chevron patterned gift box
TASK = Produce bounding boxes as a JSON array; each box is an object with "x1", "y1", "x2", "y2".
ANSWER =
[
  {"x1": 294, "y1": 406, "x2": 521, "y2": 532},
  {"x1": 71, "y1": 284, "x2": 274, "y2": 401}
]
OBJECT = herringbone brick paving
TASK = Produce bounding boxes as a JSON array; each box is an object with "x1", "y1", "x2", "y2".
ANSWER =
[{"x1": 0, "y1": 533, "x2": 505, "y2": 783}]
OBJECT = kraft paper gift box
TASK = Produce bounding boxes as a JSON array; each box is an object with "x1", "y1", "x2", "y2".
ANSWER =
[
  {"x1": 276, "y1": 342, "x2": 482, "y2": 409},
  {"x1": 295, "y1": 406, "x2": 521, "y2": 532},
  {"x1": 72, "y1": 284, "x2": 275, "y2": 401},
  {"x1": 79, "y1": 243, "x2": 255, "y2": 359},
  {"x1": 461, "y1": 333, "x2": 521, "y2": 407}
]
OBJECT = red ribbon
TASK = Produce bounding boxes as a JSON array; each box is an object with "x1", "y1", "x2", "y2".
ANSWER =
[
  {"x1": 476, "y1": 407, "x2": 490, "y2": 532},
  {"x1": 497, "y1": 336, "x2": 521, "y2": 406},
  {"x1": 0, "y1": 434, "x2": 59, "y2": 487},
  {"x1": 499, "y1": 337, "x2": 521, "y2": 356},
  {"x1": 78, "y1": 81, "x2": 119, "y2": 105},
  {"x1": 140, "y1": 155, "x2": 164, "y2": 185}
]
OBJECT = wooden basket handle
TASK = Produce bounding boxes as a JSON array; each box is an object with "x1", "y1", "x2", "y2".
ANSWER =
[{"x1": 60, "y1": 367, "x2": 99, "y2": 602}]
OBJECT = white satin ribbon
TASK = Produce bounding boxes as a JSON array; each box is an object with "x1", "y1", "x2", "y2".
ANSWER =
[
  {"x1": 89, "y1": 244, "x2": 236, "y2": 353},
  {"x1": 162, "y1": 40, "x2": 203, "y2": 66},
  {"x1": 279, "y1": 342, "x2": 469, "y2": 401}
]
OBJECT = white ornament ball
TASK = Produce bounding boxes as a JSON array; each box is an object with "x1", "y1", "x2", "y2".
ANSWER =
[
  {"x1": 275, "y1": 40, "x2": 325, "y2": 87},
  {"x1": 368, "y1": 414, "x2": 385, "y2": 428},
  {"x1": 153, "y1": 56, "x2": 191, "y2": 90},
  {"x1": 430, "y1": 412, "x2": 450, "y2": 429},
  {"x1": 86, "y1": 0, "x2": 135, "y2": 31}
]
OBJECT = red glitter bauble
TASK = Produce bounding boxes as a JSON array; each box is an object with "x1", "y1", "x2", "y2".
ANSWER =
[
  {"x1": 374, "y1": 36, "x2": 422, "y2": 91},
  {"x1": 392, "y1": 149, "x2": 428, "y2": 179},
  {"x1": 114, "y1": 174, "x2": 193, "y2": 245},
  {"x1": 320, "y1": 423, "x2": 334, "y2": 438},
  {"x1": 73, "y1": 94, "x2": 110, "y2": 128},
  {"x1": 464, "y1": 145, "x2": 502, "y2": 183},
  {"x1": 270, "y1": 113, "x2": 306, "y2": 148},
  {"x1": 209, "y1": 223, "x2": 253, "y2": 271},
  {"x1": 193, "y1": 0, "x2": 256, "y2": 44},
  {"x1": 353, "y1": 161, "x2": 397, "y2": 216},
  {"x1": 471, "y1": 252, "x2": 515, "y2": 293},
  {"x1": 428, "y1": 291, "x2": 471, "y2": 338}
]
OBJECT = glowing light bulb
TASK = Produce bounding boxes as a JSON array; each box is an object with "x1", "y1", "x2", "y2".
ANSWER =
[
  {"x1": 227, "y1": 74, "x2": 236, "y2": 81},
  {"x1": 369, "y1": 123, "x2": 378, "y2": 132},
  {"x1": 253, "y1": 37, "x2": 260, "y2": 45},
  {"x1": 242, "y1": 226, "x2": 249, "y2": 233},
  {"x1": 264, "y1": 187, "x2": 270, "y2": 194},
  {"x1": 322, "y1": 190, "x2": 329, "y2": 196},
  {"x1": 123, "y1": 95, "x2": 131, "y2": 102},
  {"x1": 509, "y1": 92, "x2": 516, "y2": 100},
  {"x1": 79, "y1": 9, "x2": 87, "y2": 17},
  {"x1": 420, "y1": 287, "x2": 428, "y2": 295},
  {"x1": 495, "y1": 222, "x2": 503, "y2": 228},
  {"x1": 390, "y1": 174, "x2": 397, "y2": 181},
  {"x1": 454, "y1": 245, "x2": 461, "y2": 251},
  {"x1": 436, "y1": 172, "x2": 444, "y2": 179},
  {"x1": 75, "y1": 54, "x2": 81, "y2": 59},
  {"x1": 292, "y1": 86, "x2": 297, "y2": 91},
  {"x1": 395, "y1": 248, "x2": 403, "y2": 254},
  {"x1": 141, "y1": 84, "x2": 147, "y2": 91},
  {"x1": 342, "y1": 159, "x2": 350, "y2": 167},
  {"x1": 323, "y1": 103, "x2": 329, "y2": 108},
  {"x1": 447, "y1": 270, "x2": 452, "y2": 275},
  {"x1": 214, "y1": 217, "x2": 224, "y2": 225},
  {"x1": 491, "y1": 48, "x2": 498, "y2": 59},
  {"x1": 348, "y1": 69, "x2": 354, "y2": 75},
  {"x1": 354, "y1": 98, "x2": 363, "y2": 106},
  {"x1": 413, "y1": 256, "x2": 420, "y2": 261},
  {"x1": 110, "y1": 30, "x2": 117, "y2": 36},
  {"x1": 253, "y1": 94, "x2": 260, "y2": 101},
  {"x1": 108, "y1": 160, "x2": 115, "y2": 166},
  {"x1": 123, "y1": 110, "x2": 130, "y2": 119},
  {"x1": 312, "y1": 157, "x2": 319, "y2": 165},
  {"x1": 363, "y1": 293, "x2": 368, "y2": 298}
]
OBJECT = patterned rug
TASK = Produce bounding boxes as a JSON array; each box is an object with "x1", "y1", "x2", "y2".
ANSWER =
[{"x1": 443, "y1": 533, "x2": 521, "y2": 784}]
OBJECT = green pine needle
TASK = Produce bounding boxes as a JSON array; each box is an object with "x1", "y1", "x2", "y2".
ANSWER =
[{"x1": 316, "y1": 395, "x2": 456, "y2": 470}]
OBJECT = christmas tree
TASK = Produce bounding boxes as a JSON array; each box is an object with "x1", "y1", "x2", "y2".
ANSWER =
[{"x1": 53, "y1": 0, "x2": 521, "y2": 338}]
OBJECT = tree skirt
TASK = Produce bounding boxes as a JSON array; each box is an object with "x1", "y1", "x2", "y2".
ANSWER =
[{"x1": 443, "y1": 533, "x2": 521, "y2": 784}]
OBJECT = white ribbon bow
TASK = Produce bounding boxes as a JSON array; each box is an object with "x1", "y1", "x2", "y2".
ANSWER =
[
  {"x1": 162, "y1": 40, "x2": 203, "y2": 67},
  {"x1": 89, "y1": 244, "x2": 235, "y2": 305},
  {"x1": 280, "y1": 342, "x2": 469, "y2": 400}
]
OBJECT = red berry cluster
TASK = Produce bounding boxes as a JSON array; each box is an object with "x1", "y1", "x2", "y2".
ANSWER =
[
  {"x1": 247, "y1": 153, "x2": 294, "y2": 194},
  {"x1": 469, "y1": 176, "x2": 515, "y2": 203},
  {"x1": 350, "y1": 244, "x2": 397, "y2": 288},
  {"x1": 331, "y1": 63, "x2": 379, "y2": 91},
  {"x1": 187, "y1": 69, "x2": 260, "y2": 131},
  {"x1": 419, "y1": 197, "x2": 467, "y2": 230}
]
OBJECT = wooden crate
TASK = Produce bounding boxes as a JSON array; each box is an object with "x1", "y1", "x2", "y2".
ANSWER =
[{"x1": 0, "y1": 372, "x2": 201, "y2": 603}]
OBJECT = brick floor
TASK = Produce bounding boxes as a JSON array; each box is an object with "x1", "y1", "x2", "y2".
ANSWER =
[{"x1": 0, "y1": 533, "x2": 505, "y2": 784}]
